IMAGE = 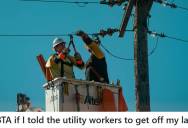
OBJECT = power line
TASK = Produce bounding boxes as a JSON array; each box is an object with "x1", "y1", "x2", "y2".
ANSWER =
[
  {"x1": 147, "y1": 30, "x2": 188, "y2": 43},
  {"x1": 0, "y1": 29, "x2": 133, "y2": 37},
  {"x1": 20, "y1": 0, "x2": 128, "y2": 7},
  {"x1": 21, "y1": 0, "x2": 188, "y2": 11},
  {"x1": 166, "y1": 35, "x2": 188, "y2": 43},
  {"x1": 148, "y1": 37, "x2": 159, "y2": 56},
  {"x1": 1, "y1": 29, "x2": 187, "y2": 44},
  {"x1": 20, "y1": 0, "x2": 99, "y2": 7},
  {"x1": 154, "y1": 0, "x2": 188, "y2": 11},
  {"x1": 0, "y1": 34, "x2": 71, "y2": 37},
  {"x1": 100, "y1": 37, "x2": 159, "y2": 61},
  {"x1": 20, "y1": 0, "x2": 99, "y2": 4},
  {"x1": 100, "y1": 43, "x2": 134, "y2": 61}
]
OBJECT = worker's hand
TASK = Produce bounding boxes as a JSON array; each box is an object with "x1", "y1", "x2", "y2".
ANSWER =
[
  {"x1": 76, "y1": 30, "x2": 86, "y2": 37},
  {"x1": 58, "y1": 52, "x2": 66, "y2": 60},
  {"x1": 74, "y1": 52, "x2": 84, "y2": 65}
]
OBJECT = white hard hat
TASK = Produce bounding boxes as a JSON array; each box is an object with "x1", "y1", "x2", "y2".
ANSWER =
[{"x1": 52, "y1": 37, "x2": 65, "y2": 48}]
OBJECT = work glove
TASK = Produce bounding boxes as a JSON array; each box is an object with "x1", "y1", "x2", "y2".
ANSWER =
[
  {"x1": 76, "y1": 30, "x2": 93, "y2": 45},
  {"x1": 58, "y1": 52, "x2": 66, "y2": 60},
  {"x1": 74, "y1": 52, "x2": 84, "y2": 65}
]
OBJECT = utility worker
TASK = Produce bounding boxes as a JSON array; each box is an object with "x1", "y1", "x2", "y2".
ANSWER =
[
  {"x1": 46, "y1": 37, "x2": 84, "y2": 80},
  {"x1": 76, "y1": 31, "x2": 109, "y2": 84}
]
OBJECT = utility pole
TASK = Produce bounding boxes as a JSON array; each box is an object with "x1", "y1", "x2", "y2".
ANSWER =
[
  {"x1": 134, "y1": 0, "x2": 153, "y2": 111},
  {"x1": 119, "y1": 0, "x2": 153, "y2": 111}
]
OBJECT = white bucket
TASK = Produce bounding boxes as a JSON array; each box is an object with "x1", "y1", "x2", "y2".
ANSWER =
[{"x1": 44, "y1": 78, "x2": 121, "y2": 112}]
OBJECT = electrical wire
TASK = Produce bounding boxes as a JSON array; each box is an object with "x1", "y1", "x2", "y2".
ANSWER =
[
  {"x1": 0, "y1": 33, "x2": 99, "y2": 37},
  {"x1": 147, "y1": 30, "x2": 188, "y2": 43},
  {"x1": 166, "y1": 35, "x2": 188, "y2": 43},
  {"x1": 154, "y1": 0, "x2": 188, "y2": 12},
  {"x1": 20, "y1": 0, "x2": 128, "y2": 7},
  {"x1": 177, "y1": 6, "x2": 188, "y2": 11},
  {"x1": 0, "y1": 30, "x2": 187, "y2": 44},
  {"x1": 0, "y1": 30, "x2": 188, "y2": 44},
  {"x1": 0, "y1": 33, "x2": 108, "y2": 37},
  {"x1": 20, "y1": 0, "x2": 99, "y2": 4},
  {"x1": 101, "y1": 36, "x2": 160, "y2": 61},
  {"x1": 148, "y1": 37, "x2": 159, "y2": 56},
  {"x1": 100, "y1": 43, "x2": 134, "y2": 61},
  {"x1": 0, "y1": 34, "x2": 72, "y2": 37},
  {"x1": 21, "y1": 0, "x2": 188, "y2": 11},
  {"x1": 0, "y1": 29, "x2": 133, "y2": 37}
]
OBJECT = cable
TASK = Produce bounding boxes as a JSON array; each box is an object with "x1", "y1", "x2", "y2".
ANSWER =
[
  {"x1": 20, "y1": 0, "x2": 128, "y2": 7},
  {"x1": 166, "y1": 35, "x2": 188, "y2": 43},
  {"x1": 100, "y1": 36, "x2": 159, "y2": 61},
  {"x1": 1, "y1": 30, "x2": 187, "y2": 44},
  {"x1": 20, "y1": 0, "x2": 98, "y2": 7},
  {"x1": 148, "y1": 37, "x2": 159, "y2": 56},
  {"x1": 100, "y1": 43, "x2": 134, "y2": 61},
  {"x1": 147, "y1": 30, "x2": 188, "y2": 43},
  {"x1": 178, "y1": 6, "x2": 188, "y2": 11},
  {"x1": 0, "y1": 29, "x2": 133, "y2": 37},
  {"x1": 0, "y1": 34, "x2": 72, "y2": 37},
  {"x1": 89, "y1": 29, "x2": 133, "y2": 37},
  {"x1": 20, "y1": 0, "x2": 99, "y2": 4},
  {"x1": 0, "y1": 33, "x2": 100, "y2": 37},
  {"x1": 154, "y1": 0, "x2": 188, "y2": 12},
  {"x1": 0, "y1": 33, "x2": 101, "y2": 37}
]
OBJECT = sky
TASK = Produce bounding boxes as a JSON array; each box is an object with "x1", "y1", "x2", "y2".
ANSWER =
[{"x1": 0, "y1": 0, "x2": 188, "y2": 111}]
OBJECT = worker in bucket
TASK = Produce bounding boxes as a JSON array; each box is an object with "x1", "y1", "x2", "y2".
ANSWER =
[
  {"x1": 76, "y1": 30, "x2": 109, "y2": 84},
  {"x1": 46, "y1": 37, "x2": 84, "y2": 79}
]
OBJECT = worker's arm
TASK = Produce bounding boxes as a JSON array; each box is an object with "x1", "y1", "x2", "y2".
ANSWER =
[{"x1": 76, "y1": 31, "x2": 104, "y2": 59}]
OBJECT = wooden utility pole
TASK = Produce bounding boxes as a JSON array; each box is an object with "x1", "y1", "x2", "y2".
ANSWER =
[
  {"x1": 119, "y1": 0, "x2": 153, "y2": 111},
  {"x1": 134, "y1": 0, "x2": 153, "y2": 111}
]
